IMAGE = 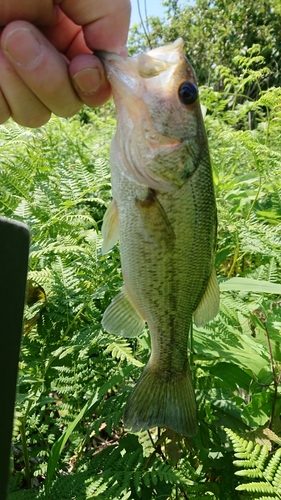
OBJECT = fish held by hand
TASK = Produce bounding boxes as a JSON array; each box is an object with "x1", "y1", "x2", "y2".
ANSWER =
[{"x1": 99, "y1": 39, "x2": 220, "y2": 437}]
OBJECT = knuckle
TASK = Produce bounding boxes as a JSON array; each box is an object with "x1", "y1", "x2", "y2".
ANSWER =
[
  {"x1": 57, "y1": 101, "x2": 82, "y2": 118},
  {"x1": 0, "y1": 108, "x2": 11, "y2": 124},
  {"x1": 14, "y1": 109, "x2": 51, "y2": 128}
]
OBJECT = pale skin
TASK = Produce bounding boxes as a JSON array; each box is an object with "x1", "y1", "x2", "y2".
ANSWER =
[{"x1": 0, "y1": 0, "x2": 131, "y2": 127}]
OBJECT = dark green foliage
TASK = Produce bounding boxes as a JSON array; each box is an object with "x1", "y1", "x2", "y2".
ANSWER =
[{"x1": 129, "y1": 0, "x2": 281, "y2": 96}]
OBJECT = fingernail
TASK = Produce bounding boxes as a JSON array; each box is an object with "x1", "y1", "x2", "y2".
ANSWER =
[
  {"x1": 119, "y1": 45, "x2": 128, "y2": 57},
  {"x1": 72, "y1": 68, "x2": 103, "y2": 94},
  {"x1": 4, "y1": 27, "x2": 42, "y2": 67}
]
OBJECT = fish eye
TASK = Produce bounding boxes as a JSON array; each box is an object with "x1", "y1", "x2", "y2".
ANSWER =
[{"x1": 178, "y1": 81, "x2": 198, "y2": 105}]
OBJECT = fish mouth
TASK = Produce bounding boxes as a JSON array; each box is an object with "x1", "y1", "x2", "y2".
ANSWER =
[
  {"x1": 96, "y1": 38, "x2": 188, "y2": 98},
  {"x1": 96, "y1": 37, "x2": 184, "y2": 68}
]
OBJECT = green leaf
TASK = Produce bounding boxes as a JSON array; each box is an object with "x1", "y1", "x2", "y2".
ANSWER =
[
  {"x1": 209, "y1": 362, "x2": 252, "y2": 391},
  {"x1": 194, "y1": 328, "x2": 269, "y2": 376},
  {"x1": 242, "y1": 392, "x2": 273, "y2": 427},
  {"x1": 45, "y1": 374, "x2": 124, "y2": 498},
  {"x1": 236, "y1": 481, "x2": 276, "y2": 493},
  {"x1": 45, "y1": 389, "x2": 101, "y2": 498},
  {"x1": 220, "y1": 278, "x2": 281, "y2": 295},
  {"x1": 105, "y1": 340, "x2": 144, "y2": 367},
  {"x1": 225, "y1": 428, "x2": 281, "y2": 498},
  {"x1": 257, "y1": 367, "x2": 274, "y2": 386}
]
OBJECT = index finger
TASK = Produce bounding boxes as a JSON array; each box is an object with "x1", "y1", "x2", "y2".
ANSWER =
[{"x1": 57, "y1": 0, "x2": 131, "y2": 53}]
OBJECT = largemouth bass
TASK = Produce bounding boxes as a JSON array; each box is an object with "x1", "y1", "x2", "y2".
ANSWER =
[{"x1": 99, "y1": 39, "x2": 219, "y2": 437}]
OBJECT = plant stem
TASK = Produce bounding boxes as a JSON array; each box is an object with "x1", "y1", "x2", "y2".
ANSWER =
[
  {"x1": 262, "y1": 316, "x2": 279, "y2": 429},
  {"x1": 245, "y1": 173, "x2": 262, "y2": 222},
  {"x1": 19, "y1": 420, "x2": 31, "y2": 489},
  {"x1": 228, "y1": 232, "x2": 239, "y2": 277},
  {"x1": 181, "y1": 489, "x2": 189, "y2": 500},
  {"x1": 177, "y1": 486, "x2": 189, "y2": 499},
  {"x1": 147, "y1": 429, "x2": 155, "y2": 449},
  {"x1": 189, "y1": 322, "x2": 194, "y2": 369},
  {"x1": 137, "y1": 0, "x2": 152, "y2": 48}
]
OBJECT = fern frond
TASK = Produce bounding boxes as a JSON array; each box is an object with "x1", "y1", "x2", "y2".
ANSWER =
[
  {"x1": 105, "y1": 339, "x2": 144, "y2": 368},
  {"x1": 8, "y1": 488, "x2": 40, "y2": 499},
  {"x1": 264, "y1": 449, "x2": 281, "y2": 482},
  {"x1": 90, "y1": 389, "x2": 130, "y2": 438},
  {"x1": 236, "y1": 481, "x2": 276, "y2": 494},
  {"x1": 225, "y1": 428, "x2": 281, "y2": 498}
]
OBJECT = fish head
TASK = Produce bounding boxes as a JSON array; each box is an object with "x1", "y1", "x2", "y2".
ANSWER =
[{"x1": 98, "y1": 39, "x2": 207, "y2": 191}]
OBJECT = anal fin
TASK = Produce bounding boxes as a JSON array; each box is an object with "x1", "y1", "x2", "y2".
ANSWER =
[
  {"x1": 102, "y1": 286, "x2": 145, "y2": 337},
  {"x1": 193, "y1": 267, "x2": 220, "y2": 327}
]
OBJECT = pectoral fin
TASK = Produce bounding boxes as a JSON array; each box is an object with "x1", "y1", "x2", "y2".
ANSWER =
[
  {"x1": 193, "y1": 267, "x2": 220, "y2": 327},
  {"x1": 102, "y1": 286, "x2": 145, "y2": 337},
  {"x1": 136, "y1": 189, "x2": 175, "y2": 248},
  {"x1": 101, "y1": 199, "x2": 119, "y2": 254}
]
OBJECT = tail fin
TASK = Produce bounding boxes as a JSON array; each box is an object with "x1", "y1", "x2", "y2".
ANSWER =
[{"x1": 124, "y1": 365, "x2": 198, "y2": 437}]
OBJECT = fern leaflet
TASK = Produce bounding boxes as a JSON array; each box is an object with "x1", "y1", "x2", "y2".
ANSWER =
[{"x1": 225, "y1": 428, "x2": 281, "y2": 498}]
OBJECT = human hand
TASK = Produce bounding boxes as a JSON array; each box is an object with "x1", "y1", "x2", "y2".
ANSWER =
[{"x1": 0, "y1": 0, "x2": 131, "y2": 127}]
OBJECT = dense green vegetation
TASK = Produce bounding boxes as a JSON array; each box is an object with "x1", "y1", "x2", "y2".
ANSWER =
[
  {"x1": 1, "y1": 1, "x2": 281, "y2": 498},
  {"x1": 129, "y1": 0, "x2": 281, "y2": 96}
]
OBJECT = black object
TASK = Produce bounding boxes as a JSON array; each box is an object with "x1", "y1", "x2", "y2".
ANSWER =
[
  {"x1": 178, "y1": 81, "x2": 198, "y2": 105},
  {"x1": 0, "y1": 218, "x2": 30, "y2": 499}
]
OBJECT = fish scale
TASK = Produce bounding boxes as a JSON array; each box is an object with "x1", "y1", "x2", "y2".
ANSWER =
[{"x1": 99, "y1": 38, "x2": 220, "y2": 436}]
